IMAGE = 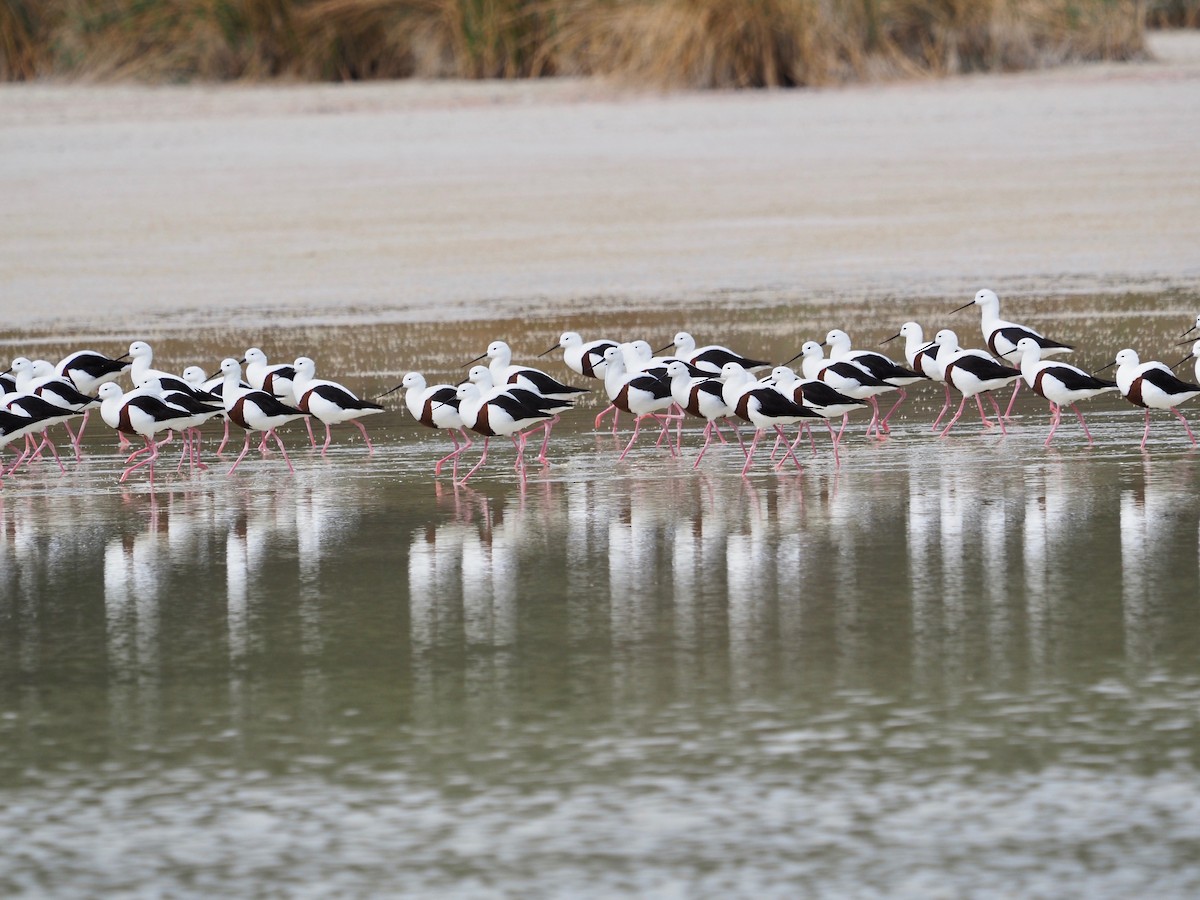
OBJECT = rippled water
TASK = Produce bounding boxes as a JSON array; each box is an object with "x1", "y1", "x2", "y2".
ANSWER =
[{"x1": 3, "y1": 293, "x2": 1200, "y2": 896}]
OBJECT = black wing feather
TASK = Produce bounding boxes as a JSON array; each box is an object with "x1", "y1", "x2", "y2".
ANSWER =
[
  {"x1": 510, "y1": 369, "x2": 588, "y2": 396},
  {"x1": 1044, "y1": 365, "x2": 1115, "y2": 392},
  {"x1": 63, "y1": 352, "x2": 130, "y2": 379},
  {"x1": 952, "y1": 356, "x2": 1021, "y2": 380},
  {"x1": 312, "y1": 383, "x2": 384, "y2": 412},
  {"x1": 248, "y1": 391, "x2": 304, "y2": 417},
  {"x1": 826, "y1": 362, "x2": 887, "y2": 387},
  {"x1": 852, "y1": 353, "x2": 923, "y2": 381},
  {"x1": 1142, "y1": 367, "x2": 1200, "y2": 395},
  {"x1": 128, "y1": 394, "x2": 192, "y2": 423},
  {"x1": 694, "y1": 348, "x2": 771, "y2": 370},
  {"x1": 800, "y1": 381, "x2": 866, "y2": 408},
  {"x1": 750, "y1": 388, "x2": 819, "y2": 418},
  {"x1": 994, "y1": 326, "x2": 1072, "y2": 353},
  {"x1": 629, "y1": 373, "x2": 672, "y2": 400}
]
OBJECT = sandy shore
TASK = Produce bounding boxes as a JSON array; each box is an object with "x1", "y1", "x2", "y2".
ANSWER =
[{"x1": 2, "y1": 33, "x2": 1199, "y2": 331}]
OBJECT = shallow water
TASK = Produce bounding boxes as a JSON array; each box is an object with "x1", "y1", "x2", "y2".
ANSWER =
[{"x1": 3, "y1": 293, "x2": 1200, "y2": 896}]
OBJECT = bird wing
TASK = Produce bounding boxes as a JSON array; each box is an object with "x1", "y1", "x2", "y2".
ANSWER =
[
  {"x1": 1141, "y1": 366, "x2": 1200, "y2": 396},
  {"x1": 511, "y1": 369, "x2": 588, "y2": 395},
  {"x1": 692, "y1": 348, "x2": 771, "y2": 370},
  {"x1": 1042, "y1": 365, "x2": 1116, "y2": 392}
]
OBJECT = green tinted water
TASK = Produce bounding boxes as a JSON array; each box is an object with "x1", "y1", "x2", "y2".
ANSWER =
[{"x1": 2, "y1": 292, "x2": 1200, "y2": 895}]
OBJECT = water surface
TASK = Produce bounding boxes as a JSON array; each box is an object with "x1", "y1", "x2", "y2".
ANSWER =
[{"x1": 2, "y1": 293, "x2": 1200, "y2": 896}]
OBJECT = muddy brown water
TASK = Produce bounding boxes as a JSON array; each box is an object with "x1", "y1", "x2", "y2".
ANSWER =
[{"x1": 2, "y1": 291, "x2": 1200, "y2": 895}]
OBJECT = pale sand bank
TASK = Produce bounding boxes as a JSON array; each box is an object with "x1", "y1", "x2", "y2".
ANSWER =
[{"x1": 2, "y1": 33, "x2": 1199, "y2": 331}]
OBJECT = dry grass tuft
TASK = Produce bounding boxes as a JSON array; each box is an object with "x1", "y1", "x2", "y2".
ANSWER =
[
  {"x1": 1, "y1": 0, "x2": 1150, "y2": 86},
  {"x1": 1146, "y1": 0, "x2": 1200, "y2": 27}
]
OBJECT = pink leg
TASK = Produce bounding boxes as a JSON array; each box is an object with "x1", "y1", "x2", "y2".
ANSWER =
[
  {"x1": 975, "y1": 395, "x2": 993, "y2": 429},
  {"x1": 62, "y1": 420, "x2": 83, "y2": 462},
  {"x1": 511, "y1": 434, "x2": 529, "y2": 478},
  {"x1": 740, "y1": 430, "x2": 763, "y2": 477},
  {"x1": 729, "y1": 422, "x2": 748, "y2": 453},
  {"x1": 594, "y1": 404, "x2": 617, "y2": 430},
  {"x1": 73, "y1": 411, "x2": 90, "y2": 454},
  {"x1": 176, "y1": 431, "x2": 190, "y2": 474},
  {"x1": 537, "y1": 415, "x2": 558, "y2": 464},
  {"x1": 1140, "y1": 409, "x2": 1152, "y2": 451},
  {"x1": 836, "y1": 414, "x2": 848, "y2": 445},
  {"x1": 653, "y1": 412, "x2": 679, "y2": 452},
  {"x1": 37, "y1": 434, "x2": 67, "y2": 475},
  {"x1": 1044, "y1": 403, "x2": 1062, "y2": 447},
  {"x1": 618, "y1": 416, "x2": 645, "y2": 461},
  {"x1": 712, "y1": 420, "x2": 730, "y2": 444},
  {"x1": 826, "y1": 419, "x2": 841, "y2": 466},
  {"x1": 121, "y1": 436, "x2": 158, "y2": 483},
  {"x1": 939, "y1": 397, "x2": 969, "y2": 437},
  {"x1": 1070, "y1": 405, "x2": 1093, "y2": 445},
  {"x1": 987, "y1": 393, "x2": 1007, "y2": 434},
  {"x1": 306, "y1": 417, "x2": 317, "y2": 448},
  {"x1": 435, "y1": 430, "x2": 463, "y2": 476},
  {"x1": 930, "y1": 383, "x2": 952, "y2": 431},
  {"x1": 879, "y1": 388, "x2": 907, "y2": 430},
  {"x1": 769, "y1": 431, "x2": 783, "y2": 462},
  {"x1": 193, "y1": 429, "x2": 208, "y2": 471},
  {"x1": 351, "y1": 419, "x2": 374, "y2": 455},
  {"x1": 865, "y1": 397, "x2": 882, "y2": 439},
  {"x1": 270, "y1": 430, "x2": 295, "y2": 474},
  {"x1": 227, "y1": 434, "x2": 254, "y2": 475},
  {"x1": 458, "y1": 437, "x2": 490, "y2": 484},
  {"x1": 694, "y1": 422, "x2": 716, "y2": 468},
  {"x1": 1170, "y1": 407, "x2": 1197, "y2": 445},
  {"x1": 772, "y1": 425, "x2": 804, "y2": 472},
  {"x1": 322, "y1": 423, "x2": 333, "y2": 455},
  {"x1": 217, "y1": 418, "x2": 231, "y2": 455},
  {"x1": 5, "y1": 439, "x2": 31, "y2": 477},
  {"x1": 1003, "y1": 379, "x2": 1021, "y2": 419}
]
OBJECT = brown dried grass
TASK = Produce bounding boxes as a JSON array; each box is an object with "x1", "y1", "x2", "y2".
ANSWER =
[{"x1": 0, "y1": 0, "x2": 1148, "y2": 86}]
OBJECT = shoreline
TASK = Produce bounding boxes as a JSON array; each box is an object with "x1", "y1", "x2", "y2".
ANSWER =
[{"x1": 2, "y1": 33, "x2": 1199, "y2": 331}]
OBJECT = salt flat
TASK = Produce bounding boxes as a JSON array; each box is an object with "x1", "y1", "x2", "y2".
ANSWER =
[{"x1": 2, "y1": 33, "x2": 1198, "y2": 329}]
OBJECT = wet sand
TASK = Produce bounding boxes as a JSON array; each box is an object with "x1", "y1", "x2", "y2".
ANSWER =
[{"x1": 2, "y1": 33, "x2": 1199, "y2": 331}]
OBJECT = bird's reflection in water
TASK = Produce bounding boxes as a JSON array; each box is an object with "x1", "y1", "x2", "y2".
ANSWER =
[
  {"x1": 980, "y1": 490, "x2": 1015, "y2": 685},
  {"x1": 1120, "y1": 457, "x2": 1192, "y2": 670},
  {"x1": 7, "y1": 436, "x2": 1200, "y2": 749},
  {"x1": 104, "y1": 499, "x2": 168, "y2": 751},
  {"x1": 726, "y1": 481, "x2": 774, "y2": 697}
]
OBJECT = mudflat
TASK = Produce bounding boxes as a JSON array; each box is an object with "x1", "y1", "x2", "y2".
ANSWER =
[{"x1": 2, "y1": 33, "x2": 1199, "y2": 330}]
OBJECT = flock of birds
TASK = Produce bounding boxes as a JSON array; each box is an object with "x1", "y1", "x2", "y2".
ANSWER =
[{"x1": 4, "y1": 289, "x2": 1200, "y2": 489}]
